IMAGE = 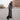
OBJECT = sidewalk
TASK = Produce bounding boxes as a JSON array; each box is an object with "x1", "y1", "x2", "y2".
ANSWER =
[{"x1": 0, "y1": 7, "x2": 20, "y2": 20}]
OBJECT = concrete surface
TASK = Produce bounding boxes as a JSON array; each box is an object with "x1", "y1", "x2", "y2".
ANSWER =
[{"x1": 0, "y1": 7, "x2": 20, "y2": 20}]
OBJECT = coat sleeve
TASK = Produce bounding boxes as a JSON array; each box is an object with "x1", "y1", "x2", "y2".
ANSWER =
[{"x1": 8, "y1": 3, "x2": 12, "y2": 9}]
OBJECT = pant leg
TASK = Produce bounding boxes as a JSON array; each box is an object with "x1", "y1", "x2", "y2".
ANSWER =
[{"x1": 8, "y1": 8, "x2": 12, "y2": 17}]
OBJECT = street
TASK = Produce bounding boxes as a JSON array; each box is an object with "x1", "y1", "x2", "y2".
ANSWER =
[{"x1": 0, "y1": 7, "x2": 20, "y2": 20}]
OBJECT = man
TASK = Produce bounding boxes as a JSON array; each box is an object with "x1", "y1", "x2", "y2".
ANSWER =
[{"x1": 7, "y1": 1, "x2": 12, "y2": 19}]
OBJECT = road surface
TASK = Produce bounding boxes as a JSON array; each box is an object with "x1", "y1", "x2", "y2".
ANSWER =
[{"x1": 0, "y1": 7, "x2": 20, "y2": 20}]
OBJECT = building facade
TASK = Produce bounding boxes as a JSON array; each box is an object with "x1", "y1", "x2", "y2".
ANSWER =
[{"x1": 13, "y1": 0, "x2": 20, "y2": 7}]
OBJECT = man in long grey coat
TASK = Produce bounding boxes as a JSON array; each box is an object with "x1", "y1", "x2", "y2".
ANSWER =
[{"x1": 7, "y1": 1, "x2": 12, "y2": 19}]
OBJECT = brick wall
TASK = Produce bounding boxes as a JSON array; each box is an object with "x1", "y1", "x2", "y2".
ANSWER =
[{"x1": 13, "y1": 0, "x2": 20, "y2": 7}]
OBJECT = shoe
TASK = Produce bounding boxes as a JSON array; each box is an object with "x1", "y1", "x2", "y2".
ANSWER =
[
  {"x1": 7, "y1": 16, "x2": 9, "y2": 19},
  {"x1": 9, "y1": 16, "x2": 12, "y2": 18},
  {"x1": 7, "y1": 16, "x2": 12, "y2": 19}
]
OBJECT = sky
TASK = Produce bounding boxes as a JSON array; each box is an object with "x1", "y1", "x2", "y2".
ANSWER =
[{"x1": 0, "y1": 0, "x2": 12, "y2": 7}]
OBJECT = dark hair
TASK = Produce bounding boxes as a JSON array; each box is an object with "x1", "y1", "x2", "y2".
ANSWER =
[{"x1": 10, "y1": 1, "x2": 12, "y2": 4}]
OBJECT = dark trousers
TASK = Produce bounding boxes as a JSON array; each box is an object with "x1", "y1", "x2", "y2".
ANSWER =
[{"x1": 8, "y1": 8, "x2": 12, "y2": 17}]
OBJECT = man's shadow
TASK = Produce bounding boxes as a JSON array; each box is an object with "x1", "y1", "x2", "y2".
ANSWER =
[{"x1": 6, "y1": 17, "x2": 9, "y2": 20}]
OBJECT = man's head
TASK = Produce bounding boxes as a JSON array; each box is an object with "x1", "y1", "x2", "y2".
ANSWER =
[{"x1": 10, "y1": 1, "x2": 12, "y2": 4}]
